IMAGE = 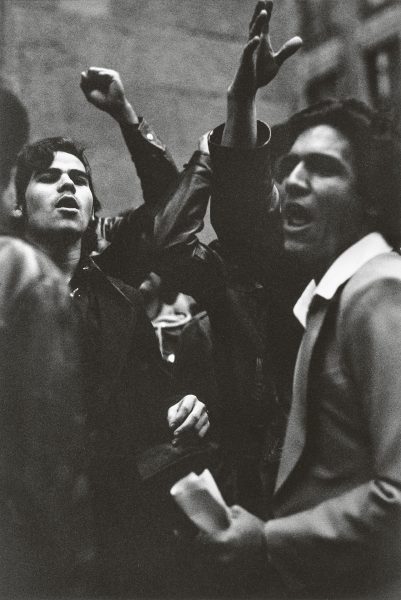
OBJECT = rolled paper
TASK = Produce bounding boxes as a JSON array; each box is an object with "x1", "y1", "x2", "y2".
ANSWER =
[{"x1": 170, "y1": 469, "x2": 231, "y2": 533}]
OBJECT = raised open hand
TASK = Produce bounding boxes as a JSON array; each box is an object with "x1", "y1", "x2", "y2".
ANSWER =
[{"x1": 229, "y1": 1, "x2": 302, "y2": 98}]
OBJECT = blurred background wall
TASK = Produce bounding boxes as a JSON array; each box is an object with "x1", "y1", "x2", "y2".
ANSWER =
[{"x1": 0, "y1": 0, "x2": 400, "y2": 240}]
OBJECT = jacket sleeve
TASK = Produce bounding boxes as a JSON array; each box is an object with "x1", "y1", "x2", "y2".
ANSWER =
[
  {"x1": 119, "y1": 117, "x2": 179, "y2": 208},
  {"x1": 208, "y1": 121, "x2": 283, "y2": 281},
  {"x1": 264, "y1": 274, "x2": 401, "y2": 594},
  {"x1": 153, "y1": 151, "x2": 225, "y2": 303},
  {"x1": 94, "y1": 117, "x2": 179, "y2": 246},
  {"x1": 95, "y1": 148, "x2": 221, "y2": 294}
]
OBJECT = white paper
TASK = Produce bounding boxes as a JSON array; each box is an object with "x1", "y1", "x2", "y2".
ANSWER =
[{"x1": 170, "y1": 469, "x2": 231, "y2": 533}]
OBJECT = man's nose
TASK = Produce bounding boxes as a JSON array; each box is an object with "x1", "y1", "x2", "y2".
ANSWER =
[
  {"x1": 57, "y1": 173, "x2": 76, "y2": 192},
  {"x1": 284, "y1": 161, "x2": 309, "y2": 196}
]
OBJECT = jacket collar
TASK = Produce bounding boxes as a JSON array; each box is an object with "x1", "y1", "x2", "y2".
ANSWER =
[{"x1": 293, "y1": 232, "x2": 392, "y2": 328}]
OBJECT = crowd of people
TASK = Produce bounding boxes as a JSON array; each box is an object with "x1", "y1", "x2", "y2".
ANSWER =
[{"x1": 1, "y1": 2, "x2": 401, "y2": 598}]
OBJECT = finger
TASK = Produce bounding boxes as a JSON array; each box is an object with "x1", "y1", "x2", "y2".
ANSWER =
[
  {"x1": 85, "y1": 67, "x2": 114, "y2": 85},
  {"x1": 80, "y1": 72, "x2": 91, "y2": 95},
  {"x1": 198, "y1": 132, "x2": 210, "y2": 154},
  {"x1": 242, "y1": 35, "x2": 260, "y2": 63},
  {"x1": 168, "y1": 394, "x2": 197, "y2": 428},
  {"x1": 249, "y1": 1, "x2": 268, "y2": 35},
  {"x1": 249, "y1": 8, "x2": 268, "y2": 39},
  {"x1": 167, "y1": 401, "x2": 185, "y2": 429},
  {"x1": 197, "y1": 421, "x2": 210, "y2": 438},
  {"x1": 173, "y1": 407, "x2": 203, "y2": 436},
  {"x1": 91, "y1": 68, "x2": 118, "y2": 80},
  {"x1": 80, "y1": 70, "x2": 112, "y2": 97},
  {"x1": 173, "y1": 413, "x2": 199, "y2": 436},
  {"x1": 173, "y1": 400, "x2": 205, "y2": 435},
  {"x1": 194, "y1": 412, "x2": 209, "y2": 434},
  {"x1": 87, "y1": 90, "x2": 106, "y2": 105},
  {"x1": 86, "y1": 66, "x2": 104, "y2": 75},
  {"x1": 275, "y1": 36, "x2": 303, "y2": 67},
  {"x1": 265, "y1": 0, "x2": 273, "y2": 26}
]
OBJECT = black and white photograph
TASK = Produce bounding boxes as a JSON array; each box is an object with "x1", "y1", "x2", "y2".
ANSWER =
[{"x1": 0, "y1": 1, "x2": 401, "y2": 598}]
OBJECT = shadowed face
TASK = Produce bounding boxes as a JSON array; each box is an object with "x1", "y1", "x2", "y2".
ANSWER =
[
  {"x1": 24, "y1": 151, "x2": 93, "y2": 242},
  {"x1": 278, "y1": 125, "x2": 367, "y2": 278}
]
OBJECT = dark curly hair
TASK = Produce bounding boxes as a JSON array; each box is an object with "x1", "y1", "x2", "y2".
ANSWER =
[
  {"x1": 15, "y1": 136, "x2": 101, "y2": 254},
  {"x1": 271, "y1": 98, "x2": 401, "y2": 248}
]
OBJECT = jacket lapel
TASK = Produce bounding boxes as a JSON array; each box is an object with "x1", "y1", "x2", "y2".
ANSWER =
[{"x1": 275, "y1": 296, "x2": 330, "y2": 494}]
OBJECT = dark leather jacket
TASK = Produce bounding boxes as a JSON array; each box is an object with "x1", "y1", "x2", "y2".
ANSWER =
[
  {"x1": 74, "y1": 124, "x2": 215, "y2": 597},
  {"x1": 93, "y1": 117, "x2": 302, "y2": 518}
]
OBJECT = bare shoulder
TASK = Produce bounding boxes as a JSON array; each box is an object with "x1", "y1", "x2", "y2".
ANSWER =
[{"x1": 0, "y1": 236, "x2": 63, "y2": 298}]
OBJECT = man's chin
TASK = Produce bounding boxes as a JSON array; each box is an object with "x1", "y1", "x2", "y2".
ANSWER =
[
  {"x1": 283, "y1": 240, "x2": 316, "y2": 275},
  {"x1": 284, "y1": 238, "x2": 307, "y2": 259},
  {"x1": 29, "y1": 224, "x2": 86, "y2": 245}
]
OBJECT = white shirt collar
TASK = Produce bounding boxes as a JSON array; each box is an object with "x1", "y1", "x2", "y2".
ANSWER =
[{"x1": 293, "y1": 232, "x2": 392, "y2": 328}]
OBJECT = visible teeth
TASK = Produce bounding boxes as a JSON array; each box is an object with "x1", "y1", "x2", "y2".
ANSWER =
[
  {"x1": 57, "y1": 197, "x2": 77, "y2": 209},
  {"x1": 289, "y1": 216, "x2": 305, "y2": 226},
  {"x1": 286, "y1": 205, "x2": 309, "y2": 226}
]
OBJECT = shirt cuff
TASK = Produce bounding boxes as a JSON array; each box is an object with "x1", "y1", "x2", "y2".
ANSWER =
[
  {"x1": 209, "y1": 120, "x2": 271, "y2": 150},
  {"x1": 120, "y1": 117, "x2": 167, "y2": 152}
]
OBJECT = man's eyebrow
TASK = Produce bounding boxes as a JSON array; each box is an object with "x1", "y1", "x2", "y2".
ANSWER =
[
  {"x1": 279, "y1": 151, "x2": 348, "y2": 169},
  {"x1": 283, "y1": 151, "x2": 344, "y2": 161},
  {"x1": 35, "y1": 167, "x2": 89, "y2": 178},
  {"x1": 69, "y1": 169, "x2": 89, "y2": 179}
]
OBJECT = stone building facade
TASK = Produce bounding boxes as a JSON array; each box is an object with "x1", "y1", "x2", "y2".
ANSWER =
[{"x1": 0, "y1": 1, "x2": 399, "y2": 225}]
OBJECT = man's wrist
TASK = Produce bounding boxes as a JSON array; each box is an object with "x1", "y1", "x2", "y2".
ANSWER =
[
  {"x1": 227, "y1": 85, "x2": 257, "y2": 105},
  {"x1": 111, "y1": 100, "x2": 139, "y2": 125}
]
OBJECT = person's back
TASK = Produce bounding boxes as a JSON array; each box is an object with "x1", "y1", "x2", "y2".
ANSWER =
[{"x1": 0, "y1": 236, "x2": 96, "y2": 597}]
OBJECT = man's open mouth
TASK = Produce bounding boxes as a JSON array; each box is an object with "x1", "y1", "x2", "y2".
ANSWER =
[
  {"x1": 56, "y1": 195, "x2": 79, "y2": 210},
  {"x1": 283, "y1": 203, "x2": 312, "y2": 227}
]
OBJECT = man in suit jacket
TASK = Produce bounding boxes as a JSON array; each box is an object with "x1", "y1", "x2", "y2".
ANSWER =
[{"x1": 196, "y1": 2, "x2": 401, "y2": 597}]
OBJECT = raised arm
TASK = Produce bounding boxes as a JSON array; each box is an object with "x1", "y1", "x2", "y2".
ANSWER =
[
  {"x1": 80, "y1": 66, "x2": 179, "y2": 211},
  {"x1": 209, "y1": 0, "x2": 301, "y2": 277}
]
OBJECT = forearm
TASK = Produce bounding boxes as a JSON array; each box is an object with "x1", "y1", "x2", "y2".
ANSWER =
[
  {"x1": 266, "y1": 479, "x2": 401, "y2": 593},
  {"x1": 221, "y1": 92, "x2": 257, "y2": 148}
]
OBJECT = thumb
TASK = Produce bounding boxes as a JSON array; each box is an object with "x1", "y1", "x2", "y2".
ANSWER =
[
  {"x1": 275, "y1": 36, "x2": 303, "y2": 67},
  {"x1": 87, "y1": 89, "x2": 106, "y2": 106}
]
